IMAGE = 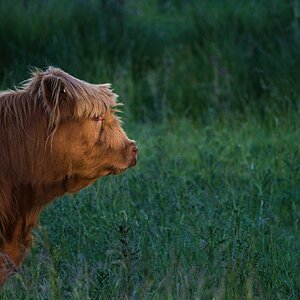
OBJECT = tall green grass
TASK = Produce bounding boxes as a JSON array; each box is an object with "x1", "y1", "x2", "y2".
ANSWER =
[
  {"x1": 0, "y1": 0, "x2": 300, "y2": 298},
  {"x1": 1, "y1": 117, "x2": 300, "y2": 299}
]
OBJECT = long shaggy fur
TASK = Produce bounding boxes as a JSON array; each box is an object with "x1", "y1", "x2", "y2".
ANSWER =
[
  {"x1": 0, "y1": 67, "x2": 116, "y2": 230},
  {"x1": 0, "y1": 67, "x2": 118, "y2": 132}
]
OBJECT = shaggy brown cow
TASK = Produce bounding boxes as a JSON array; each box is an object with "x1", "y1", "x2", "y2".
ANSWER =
[{"x1": 0, "y1": 67, "x2": 138, "y2": 285}]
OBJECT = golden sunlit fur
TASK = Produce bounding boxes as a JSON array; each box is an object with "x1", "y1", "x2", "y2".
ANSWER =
[{"x1": 0, "y1": 67, "x2": 137, "y2": 285}]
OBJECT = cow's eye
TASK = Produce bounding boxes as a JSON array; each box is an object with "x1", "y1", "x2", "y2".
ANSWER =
[{"x1": 91, "y1": 116, "x2": 104, "y2": 122}]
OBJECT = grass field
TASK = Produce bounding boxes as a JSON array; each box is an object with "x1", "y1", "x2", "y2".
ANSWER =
[
  {"x1": 2, "y1": 117, "x2": 300, "y2": 299},
  {"x1": 1, "y1": 0, "x2": 300, "y2": 299}
]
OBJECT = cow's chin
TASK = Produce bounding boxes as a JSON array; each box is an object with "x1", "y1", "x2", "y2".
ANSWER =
[
  {"x1": 106, "y1": 160, "x2": 137, "y2": 175},
  {"x1": 108, "y1": 166, "x2": 129, "y2": 175},
  {"x1": 109, "y1": 168, "x2": 126, "y2": 175}
]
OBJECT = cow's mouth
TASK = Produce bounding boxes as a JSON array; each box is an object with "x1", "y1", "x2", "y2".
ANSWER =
[
  {"x1": 129, "y1": 155, "x2": 137, "y2": 167},
  {"x1": 108, "y1": 160, "x2": 137, "y2": 175}
]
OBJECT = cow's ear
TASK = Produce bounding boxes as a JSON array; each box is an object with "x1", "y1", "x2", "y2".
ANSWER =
[
  {"x1": 41, "y1": 74, "x2": 74, "y2": 123},
  {"x1": 41, "y1": 74, "x2": 65, "y2": 110}
]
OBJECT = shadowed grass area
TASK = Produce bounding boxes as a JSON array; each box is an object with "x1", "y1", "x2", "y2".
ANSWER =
[{"x1": 0, "y1": 0, "x2": 300, "y2": 298}]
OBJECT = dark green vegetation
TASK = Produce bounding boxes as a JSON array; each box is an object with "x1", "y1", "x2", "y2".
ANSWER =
[{"x1": 1, "y1": 0, "x2": 300, "y2": 298}]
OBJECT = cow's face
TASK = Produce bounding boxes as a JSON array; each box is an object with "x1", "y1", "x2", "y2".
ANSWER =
[
  {"x1": 52, "y1": 109, "x2": 138, "y2": 179},
  {"x1": 41, "y1": 70, "x2": 138, "y2": 183}
]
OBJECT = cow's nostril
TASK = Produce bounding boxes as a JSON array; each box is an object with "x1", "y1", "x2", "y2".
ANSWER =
[{"x1": 132, "y1": 146, "x2": 138, "y2": 154}]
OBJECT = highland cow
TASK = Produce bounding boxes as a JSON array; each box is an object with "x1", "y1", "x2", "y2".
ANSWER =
[{"x1": 0, "y1": 67, "x2": 138, "y2": 285}]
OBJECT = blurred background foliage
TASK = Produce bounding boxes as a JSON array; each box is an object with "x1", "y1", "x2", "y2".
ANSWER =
[{"x1": 0, "y1": 0, "x2": 299, "y2": 122}]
